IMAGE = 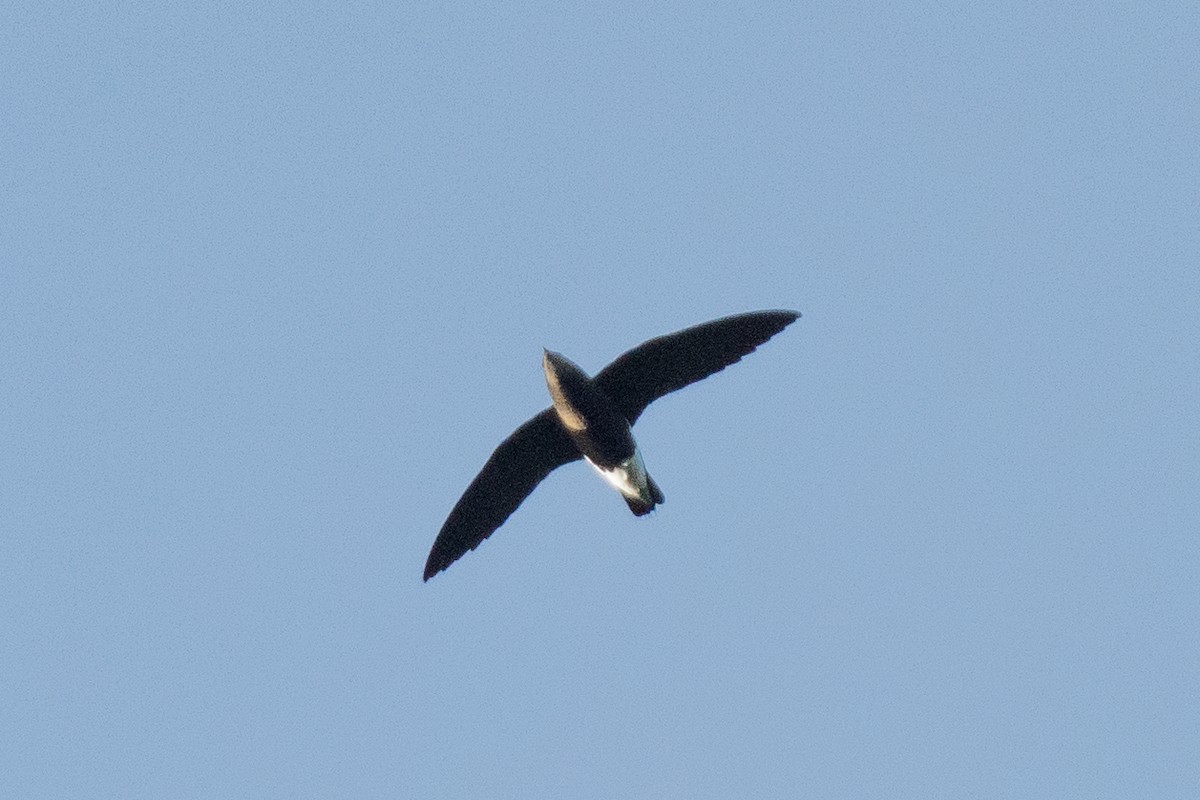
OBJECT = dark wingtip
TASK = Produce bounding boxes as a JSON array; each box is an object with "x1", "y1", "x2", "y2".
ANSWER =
[
  {"x1": 423, "y1": 551, "x2": 448, "y2": 582},
  {"x1": 770, "y1": 309, "x2": 801, "y2": 332},
  {"x1": 749, "y1": 308, "x2": 801, "y2": 329}
]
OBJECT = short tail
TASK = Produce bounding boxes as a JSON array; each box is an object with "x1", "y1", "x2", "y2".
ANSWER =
[{"x1": 623, "y1": 474, "x2": 665, "y2": 517}]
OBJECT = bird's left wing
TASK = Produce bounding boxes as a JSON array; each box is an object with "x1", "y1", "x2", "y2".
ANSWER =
[
  {"x1": 594, "y1": 310, "x2": 799, "y2": 424},
  {"x1": 423, "y1": 408, "x2": 580, "y2": 581}
]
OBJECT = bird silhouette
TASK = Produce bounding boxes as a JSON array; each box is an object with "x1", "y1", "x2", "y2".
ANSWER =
[{"x1": 423, "y1": 309, "x2": 800, "y2": 580}]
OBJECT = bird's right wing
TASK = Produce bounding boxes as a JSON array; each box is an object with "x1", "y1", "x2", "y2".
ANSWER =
[
  {"x1": 423, "y1": 408, "x2": 580, "y2": 581},
  {"x1": 594, "y1": 310, "x2": 799, "y2": 424}
]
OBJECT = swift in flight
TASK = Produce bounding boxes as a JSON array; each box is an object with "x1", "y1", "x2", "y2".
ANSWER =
[{"x1": 423, "y1": 309, "x2": 800, "y2": 580}]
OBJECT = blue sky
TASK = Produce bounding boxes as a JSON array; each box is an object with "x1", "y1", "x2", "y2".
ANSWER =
[{"x1": 3, "y1": 2, "x2": 1198, "y2": 797}]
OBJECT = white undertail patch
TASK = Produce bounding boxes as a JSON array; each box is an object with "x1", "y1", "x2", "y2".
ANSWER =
[{"x1": 585, "y1": 448, "x2": 651, "y2": 502}]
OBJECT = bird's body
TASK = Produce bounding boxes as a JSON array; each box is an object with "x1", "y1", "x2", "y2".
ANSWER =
[
  {"x1": 542, "y1": 349, "x2": 664, "y2": 516},
  {"x1": 423, "y1": 309, "x2": 800, "y2": 581}
]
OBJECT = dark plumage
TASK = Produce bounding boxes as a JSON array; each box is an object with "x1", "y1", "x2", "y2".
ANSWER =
[{"x1": 423, "y1": 309, "x2": 800, "y2": 581}]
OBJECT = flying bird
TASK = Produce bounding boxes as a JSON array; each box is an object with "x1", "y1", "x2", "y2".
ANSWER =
[{"x1": 423, "y1": 309, "x2": 800, "y2": 580}]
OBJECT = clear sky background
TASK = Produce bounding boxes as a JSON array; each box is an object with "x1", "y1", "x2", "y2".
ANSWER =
[{"x1": 3, "y1": 3, "x2": 1198, "y2": 798}]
